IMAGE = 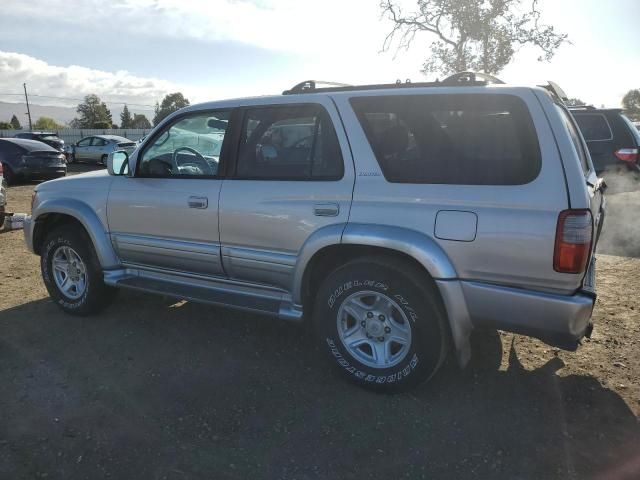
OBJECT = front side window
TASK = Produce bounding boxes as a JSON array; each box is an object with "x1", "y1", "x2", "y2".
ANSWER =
[
  {"x1": 236, "y1": 105, "x2": 343, "y2": 180},
  {"x1": 573, "y1": 114, "x2": 613, "y2": 142},
  {"x1": 77, "y1": 137, "x2": 92, "y2": 147},
  {"x1": 350, "y1": 94, "x2": 542, "y2": 185},
  {"x1": 138, "y1": 111, "x2": 230, "y2": 177}
]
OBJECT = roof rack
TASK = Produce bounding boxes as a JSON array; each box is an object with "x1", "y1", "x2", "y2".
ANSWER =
[
  {"x1": 538, "y1": 81, "x2": 569, "y2": 103},
  {"x1": 566, "y1": 105, "x2": 597, "y2": 110},
  {"x1": 282, "y1": 71, "x2": 502, "y2": 95}
]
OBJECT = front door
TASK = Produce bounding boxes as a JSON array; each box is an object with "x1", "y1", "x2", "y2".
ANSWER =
[
  {"x1": 74, "y1": 137, "x2": 93, "y2": 161},
  {"x1": 107, "y1": 109, "x2": 232, "y2": 276},
  {"x1": 218, "y1": 101, "x2": 354, "y2": 291}
]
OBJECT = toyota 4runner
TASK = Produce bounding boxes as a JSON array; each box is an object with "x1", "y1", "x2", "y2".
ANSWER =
[{"x1": 24, "y1": 74, "x2": 605, "y2": 391}]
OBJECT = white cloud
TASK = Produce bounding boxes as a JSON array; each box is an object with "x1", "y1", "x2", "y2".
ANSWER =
[{"x1": 0, "y1": 50, "x2": 193, "y2": 111}]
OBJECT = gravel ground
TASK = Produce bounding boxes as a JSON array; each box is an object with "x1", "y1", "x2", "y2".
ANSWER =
[{"x1": 0, "y1": 166, "x2": 638, "y2": 479}]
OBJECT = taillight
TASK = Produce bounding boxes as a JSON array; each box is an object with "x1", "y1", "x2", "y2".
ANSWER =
[
  {"x1": 554, "y1": 209, "x2": 593, "y2": 273},
  {"x1": 614, "y1": 148, "x2": 638, "y2": 163}
]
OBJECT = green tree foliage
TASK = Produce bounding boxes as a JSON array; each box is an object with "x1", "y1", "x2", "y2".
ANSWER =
[
  {"x1": 0, "y1": 121, "x2": 13, "y2": 129},
  {"x1": 132, "y1": 113, "x2": 152, "y2": 129},
  {"x1": 10, "y1": 114, "x2": 21, "y2": 130},
  {"x1": 622, "y1": 89, "x2": 640, "y2": 121},
  {"x1": 120, "y1": 104, "x2": 133, "y2": 129},
  {"x1": 565, "y1": 98, "x2": 586, "y2": 107},
  {"x1": 71, "y1": 94, "x2": 113, "y2": 128},
  {"x1": 153, "y1": 92, "x2": 190, "y2": 126},
  {"x1": 34, "y1": 116, "x2": 62, "y2": 130},
  {"x1": 380, "y1": 0, "x2": 568, "y2": 76}
]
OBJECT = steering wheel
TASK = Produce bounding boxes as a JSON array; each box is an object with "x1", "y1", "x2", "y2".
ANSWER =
[
  {"x1": 292, "y1": 135, "x2": 314, "y2": 148},
  {"x1": 171, "y1": 147, "x2": 214, "y2": 175}
]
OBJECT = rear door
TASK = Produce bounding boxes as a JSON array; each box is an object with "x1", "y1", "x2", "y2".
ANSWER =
[{"x1": 218, "y1": 99, "x2": 354, "y2": 291}]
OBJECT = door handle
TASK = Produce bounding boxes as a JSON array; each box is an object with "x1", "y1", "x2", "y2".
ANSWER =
[
  {"x1": 313, "y1": 203, "x2": 339, "y2": 217},
  {"x1": 188, "y1": 196, "x2": 208, "y2": 209}
]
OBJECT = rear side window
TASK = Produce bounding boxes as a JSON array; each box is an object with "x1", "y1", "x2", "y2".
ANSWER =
[
  {"x1": 557, "y1": 106, "x2": 590, "y2": 174},
  {"x1": 350, "y1": 94, "x2": 541, "y2": 185},
  {"x1": 573, "y1": 114, "x2": 612, "y2": 141},
  {"x1": 236, "y1": 105, "x2": 343, "y2": 181}
]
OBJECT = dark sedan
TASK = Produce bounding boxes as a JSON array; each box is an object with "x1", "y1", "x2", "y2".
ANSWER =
[
  {"x1": 14, "y1": 131, "x2": 65, "y2": 152},
  {"x1": 0, "y1": 138, "x2": 66, "y2": 184}
]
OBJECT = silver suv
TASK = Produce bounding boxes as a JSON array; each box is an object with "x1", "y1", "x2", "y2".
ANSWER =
[{"x1": 24, "y1": 76, "x2": 605, "y2": 391}]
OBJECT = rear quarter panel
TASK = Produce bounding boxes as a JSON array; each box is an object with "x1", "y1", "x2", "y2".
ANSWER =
[{"x1": 333, "y1": 87, "x2": 579, "y2": 293}]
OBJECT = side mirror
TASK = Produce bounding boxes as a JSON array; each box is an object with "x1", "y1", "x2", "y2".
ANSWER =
[{"x1": 107, "y1": 150, "x2": 130, "y2": 176}]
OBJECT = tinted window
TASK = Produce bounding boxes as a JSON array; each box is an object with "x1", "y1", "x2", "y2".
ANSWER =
[
  {"x1": 91, "y1": 137, "x2": 107, "y2": 146},
  {"x1": 573, "y1": 114, "x2": 612, "y2": 141},
  {"x1": 557, "y1": 106, "x2": 590, "y2": 174},
  {"x1": 350, "y1": 94, "x2": 541, "y2": 185},
  {"x1": 236, "y1": 105, "x2": 343, "y2": 180},
  {"x1": 138, "y1": 111, "x2": 230, "y2": 177},
  {"x1": 0, "y1": 141, "x2": 25, "y2": 157},
  {"x1": 77, "y1": 137, "x2": 92, "y2": 147}
]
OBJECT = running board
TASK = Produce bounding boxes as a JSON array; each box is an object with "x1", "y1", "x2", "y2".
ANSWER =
[{"x1": 103, "y1": 268, "x2": 303, "y2": 321}]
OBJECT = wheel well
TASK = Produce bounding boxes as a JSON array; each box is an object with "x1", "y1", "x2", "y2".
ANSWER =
[
  {"x1": 33, "y1": 213, "x2": 86, "y2": 255},
  {"x1": 301, "y1": 244, "x2": 441, "y2": 313}
]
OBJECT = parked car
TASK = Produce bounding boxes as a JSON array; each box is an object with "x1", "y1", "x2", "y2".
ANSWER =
[
  {"x1": 14, "y1": 131, "x2": 65, "y2": 153},
  {"x1": 0, "y1": 138, "x2": 66, "y2": 184},
  {"x1": 570, "y1": 106, "x2": 640, "y2": 174},
  {"x1": 0, "y1": 162, "x2": 6, "y2": 229},
  {"x1": 24, "y1": 75, "x2": 604, "y2": 392},
  {"x1": 69, "y1": 135, "x2": 137, "y2": 165}
]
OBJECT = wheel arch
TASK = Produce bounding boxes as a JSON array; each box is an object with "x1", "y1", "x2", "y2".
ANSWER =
[{"x1": 32, "y1": 199, "x2": 120, "y2": 269}]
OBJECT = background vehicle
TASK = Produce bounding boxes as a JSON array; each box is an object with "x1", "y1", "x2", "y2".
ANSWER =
[
  {"x1": 570, "y1": 106, "x2": 640, "y2": 174},
  {"x1": 69, "y1": 135, "x2": 137, "y2": 165},
  {"x1": 14, "y1": 131, "x2": 65, "y2": 153},
  {"x1": 24, "y1": 77, "x2": 603, "y2": 392},
  {"x1": 0, "y1": 138, "x2": 66, "y2": 184},
  {"x1": 0, "y1": 163, "x2": 6, "y2": 228}
]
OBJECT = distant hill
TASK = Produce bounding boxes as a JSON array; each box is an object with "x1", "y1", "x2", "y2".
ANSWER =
[{"x1": 0, "y1": 101, "x2": 154, "y2": 127}]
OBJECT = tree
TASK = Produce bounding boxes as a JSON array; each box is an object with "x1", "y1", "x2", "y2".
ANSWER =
[
  {"x1": 132, "y1": 113, "x2": 152, "y2": 129},
  {"x1": 622, "y1": 89, "x2": 640, "y2": 121},
  {"x1": 120, "y1": 104, "x2": 133, "y2": 128},
  {"x1": 10, "y1": 115, "x2": 21, "y2": 130},
  {"x1": 565, "y1": 98, "x2": 586, "y2": 107},
  {"x1": 72, "y1": 94, "x2": 113, "y2": 128},
  {"x1": 34, "y1": 116, "x2": 62, "y2": 130},
  {"x1": 380, "y1": 0, "x2": 568, "y2": 77},
  {"x1": 153, "y1": 92, "x2": 190, "y2": 126},
  {"x1": 0, "y1": 121, "x2": 13, "y2": 129}
]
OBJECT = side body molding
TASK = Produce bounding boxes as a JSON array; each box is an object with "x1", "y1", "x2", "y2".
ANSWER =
[{"x1": 33, "y1": 199, "x2": 120, "y2": 269}]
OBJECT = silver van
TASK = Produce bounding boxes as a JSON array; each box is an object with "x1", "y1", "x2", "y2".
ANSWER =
[{"x1": 24, "y1": 75, "x2": 605, "y2": 391}]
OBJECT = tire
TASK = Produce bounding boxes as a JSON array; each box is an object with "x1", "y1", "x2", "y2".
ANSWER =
[
  {"x1": 3, "y1": 165, "x2": 15, "y2": 185},
  {"x1": 41, "y1": 226, "x2": 116, "y2": 315},
  {"x1": 313, "y1": 256, "x2": 449, "y2": 392},
  {"x1": 100, "y1": 155, "x2": 107, "y2": 166}
]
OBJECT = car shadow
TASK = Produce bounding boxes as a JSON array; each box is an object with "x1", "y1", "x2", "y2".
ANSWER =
[{"x1": 0, "y1": 294, "x2": 638, "y2": 480}]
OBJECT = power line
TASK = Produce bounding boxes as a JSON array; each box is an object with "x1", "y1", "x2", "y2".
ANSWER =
[{"x1": 0, "y1": 91, "x2": 156, "y2": 108}]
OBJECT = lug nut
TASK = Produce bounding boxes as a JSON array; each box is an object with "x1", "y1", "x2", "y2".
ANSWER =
[
  {"x1": 361, "y1": 321, "x2": 366, "y2": 327},
  {"x1": 384, "y1": 326, "x2": 391, "y2": 333},
  {"x1": 367, "y1": 312, "x2": 373, "y2": 318},
  {"x1": 379, "y1": 315, "x2": 385, "y2": 321}
]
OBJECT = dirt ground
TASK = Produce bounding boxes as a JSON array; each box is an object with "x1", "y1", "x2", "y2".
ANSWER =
[{"x1": 0, "y1": 166, "x2": 638, "y2": 479}]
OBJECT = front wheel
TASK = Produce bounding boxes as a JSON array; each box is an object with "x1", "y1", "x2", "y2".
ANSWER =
[
  {"x1": 313, "y1": 256, "x2": 449, "y2": 392},
  {"x1": 100, "y1": 155, "x2": 107, "y2": 166},
  {"x1": 41, "y1": 226, "x2": 116, "y2": 315}
]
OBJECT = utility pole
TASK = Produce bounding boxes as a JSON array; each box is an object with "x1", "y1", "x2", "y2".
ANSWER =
[{"x1": 23, "y1": 83, "x2": 33, "y2": 131}]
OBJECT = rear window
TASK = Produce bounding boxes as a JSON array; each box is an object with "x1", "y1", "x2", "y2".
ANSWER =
[
  {"x1": 557, "y1": 106, "x2": 591, "y2": 175},
  {"x1": 573, "y1": 114, "x2": 612, "y2": 141},
  {"x1": 350, "y1": 94, "x2": 541, "y2": 185}
]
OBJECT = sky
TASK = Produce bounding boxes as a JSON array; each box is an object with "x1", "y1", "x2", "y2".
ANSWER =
[{"x1": 0, "y1": 0, "x2": 639, "y2": 123}]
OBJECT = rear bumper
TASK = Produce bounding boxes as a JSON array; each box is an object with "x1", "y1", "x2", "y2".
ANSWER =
[{"x1": 461, "y1": 281, "x2": 595, "y2": 350}]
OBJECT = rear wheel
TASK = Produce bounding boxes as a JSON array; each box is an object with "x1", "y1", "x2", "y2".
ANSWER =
[
  {"x1": 3, "y1": 165, "x2": 15, "y2": 185},
  {"x1": 41, "y1": 226, "x2": 116, "y2": 315},
  {"x1": 313, "y1": 256, "x2": 449, "y2": 392}
]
